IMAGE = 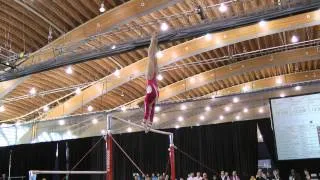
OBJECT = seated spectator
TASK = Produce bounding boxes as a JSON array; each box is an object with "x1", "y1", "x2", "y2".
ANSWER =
[
  {"x1": 188, "y1": 173, "x2": 195, "y2": 180},
  {"x1": 203, "y1": 172, "x2": 208, "y2": 180},
  {"x1": 225, "y1": 172, "x2": 230, "y2": 180},
  {"x1": 256, "y1": 169, "x2": 266, "y2": 180},
  {"x1": 272, "y1": 169, "x2": 280, "y2": 180},
  {"x1": 289, "y1": 169, "x2": 301, "y2": 180},
  {"x1": 304, "y1": 169, "x2": 311, "y2": 180},
  {"x1": 195, "y1": 172, "x2": 203, "y2": 180},
  {"x1": 213, "y1": 174, "x2": 218, "y2": 180},
  {"x1": 250, "y1": 176, "x2": 256, "y2": 180},
  {"x1": 220, "y1": 171, "x2": 226, "y2": 180},
  {"x1": 152, "y1": 173, "x2": 158, "y2": 180},
  {"x1": 231, "y1": 171, "x2": 240, "y2": 180}
]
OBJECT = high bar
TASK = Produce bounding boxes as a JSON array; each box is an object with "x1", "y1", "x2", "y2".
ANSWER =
[
  {"x1": 110, "y1": 116, "x2": 173, "y2": 136},
  {"x1": 29, "y1": 170, "x2": 107, "y2": 175}
]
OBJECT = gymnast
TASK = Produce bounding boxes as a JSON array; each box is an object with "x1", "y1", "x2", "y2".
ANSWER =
[{"x1": 142, "y1": 32, "x2": 159, "y2": 132}]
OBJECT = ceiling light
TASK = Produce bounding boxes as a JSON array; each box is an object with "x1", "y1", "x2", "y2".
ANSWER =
[
  {"x1": 157, "y1": 74, "x2": 163, "y2": 81},
  {"x1": 121, "y1": 106, "x2": 127, "y2": 112},
  {"x1": 156, "y1": 51, "x2": 163, "y2": 58},
  {"x1": 233, "y1": 97, "x2": 239, "y2": 103},
  {"x1": 114, "y1": 69, "x2": 120, "y2": 77},
  {"x1": 291, "y1": 35, "x2": 299, "y2": 43},
  {"x1": 154, "y1": 116, "x2": 159, "y2": 123},
  {"x1": 75, "y1": 87, "x2": 81, "y2": 95},
  {"x1": 92, "y1": 118, "x2": 98, "y2": 124},
  {"x1": 199, "y1": 115, "x2": 205, "y2": 121},
  {"x1": 160, "y1": 22, "x2": 169, "y2": 31},
  {"x1": 175, "y1": 125, "x2": 180, "y2": 129},
  {"x1": 155, "y1": 106, "x2": 161, "y2": 112},
  {"x1": 219, "y1": 3, "x2": 227, "y2": 12},
  {"x1": 65, "y1": 66, "x2": 73, "y2": 74},
  {"x1": 224, "y1": 106, "x2": 231, "y2": 112},
  {"x1": 189, "y1": 77, "x2": 196, "y2": 84},
  {"x1": 259, "y1": 20, "x2": 267, "y2": 27},
  {"x1": 99, "y1": 3, "x2": 105, "y2": 13},
  {"x1": 205, "y1": 106, "x2": 211, "y2": 111},
  {"x1": 178, "y1": 116, "x2": 184, "y2": 122},
  {"x1": 127, "y1": 127, "x2": 132, "y2": 133},
  {"x1": 58, "y1": 120, "x2": 65, "y2": 126},
  {"x1": 0, "y1": 105, "x2": 5, "y2": 112},
  {"x1": 15, "y1": 121, "x2": 21, "y2": 126},
  {"x1": 196, "y1": 123, "x2": 200, "y2": 126},
  {"x1": 219, "y1": 115, "x2": 224, "y2": 120},
  {"x1": 205, "y1": 33, "x2": 212, "y2": 41},
  {"x1": 242, "y1": 85, "x2": 250, "y2": 92},
  {"x1": 294, "y1": 85, "x2": 301, "y2": 91},
  {"x1": 258, "y1": 107, "x2": 264, "y2": 113},
  {"x1": 243, "y1": 108, "x2": 248, "y2": 113},
  {"x1": 236, "y1": 115, "x2": 241, "y2": 120},
  {"x1": 87, "y1": 105, "x2": 93, "y2": 112},
  {"x1": 29, "y1": 87, "x2": 37, "y2": 95},
  {"x1": 101, "y1": 129, "x2": 106, "y2": 135},
  {"x1": 280, "y1": 93, "x2": 286, "y2": 98},
  {"x1": 180, "y1": 104, "x2": 187, "y2": 111},
  {"x1": 43, "y1": 105, "x2": 49, "y2": 112},
  {"x1": 211, "y1": 95, "x2": 216, "y2": 99},
  {"x1": 276, "y1": 78, "x2": 283, "y2": 85}
]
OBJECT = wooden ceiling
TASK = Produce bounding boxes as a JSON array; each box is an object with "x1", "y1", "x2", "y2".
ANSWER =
[{"x1": 0, "y1": 0, "x2": 319, "y2": 125}]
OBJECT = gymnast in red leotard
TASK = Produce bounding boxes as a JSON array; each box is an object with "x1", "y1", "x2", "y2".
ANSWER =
[{"x1": 142, "y1": 32, "x2": 159, "y2": 132}]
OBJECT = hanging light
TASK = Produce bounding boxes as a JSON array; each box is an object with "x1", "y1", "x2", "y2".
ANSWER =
[
  {"x1": 75, "y1": 87, "x2": 81, "y2": 95},
  {"x1": 99, "y1": 2, "x2": 106, "y2": 13},
  {"x1": 43, "y1": 105, "x2": 49, "y2": 112},
  {"x1": 157, "y1": 74, "x2": 163, "y2": 81},
  {"x1": 160, "y1": 22, "x2": 169, "y2": 31},
  {"x1": 29, "y1": 87, "x2": 37, "y2": 95},
  {"x1": 0, "y1": 105, "x2": 5, "y2": 112},
  {"x1": 87, "y1": 105, "x2": 93, "y2": 112},
  {"x1": 259, "y1": 20, "x2": 267, "y2": 27},
  {"x1": 156, "y1": 51, "x2": 163, "y2": 58},
  {"x1": 219, "y1": 3, "x2": 227, "y2": 13},
  {"x1": 291, "y1": 35, "x2": 299, "y2": 43},
  {"x1": 65, "y1": 66, "x2": 73, "y2": 74},
  {"x1": 114, "y1": 69, "x2": 120, "y2": 77}
]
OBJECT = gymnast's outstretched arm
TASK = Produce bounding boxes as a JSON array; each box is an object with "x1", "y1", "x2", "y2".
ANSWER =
[{"x1": 146, "y1": 32, "x2": 159, "y2": 80}]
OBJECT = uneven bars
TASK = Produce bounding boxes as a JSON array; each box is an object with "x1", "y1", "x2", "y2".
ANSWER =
[
  {"x1": 110, "y1": 116, "x2": 173, "y2": 136},
  {"x1": 29, "y1": 170, "x2": 107, "y2": 175}
]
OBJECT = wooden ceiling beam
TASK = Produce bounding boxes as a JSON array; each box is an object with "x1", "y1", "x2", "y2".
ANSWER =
[{"x1": 39, "y1": 10, "x2": 320, "y2": 120}]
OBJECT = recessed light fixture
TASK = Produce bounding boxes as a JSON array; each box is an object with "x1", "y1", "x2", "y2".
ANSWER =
[
  {"x1": 294, "y1": 86, "x2": 301, "y2": 91},
  {"x1": 259, "y1": 20, "x2": 267, "y2": 27},
  {"x1": 180, "y1": 104, "x2": 187, "y2": 111},
  {"x1": 280, "y1": 93, "x2": 286, "y2": 98},
  {"x1": 276, "y1": 78, "x2": 283, "y2": 85},
  {"x1": 233, "y1": 97, "x2": 239, "y2": 103},
  {"x1": 224, "y1": 106, "x2": 231, "y2": 112},
  {"x1": 175, "y1": 125, "x2": 180, "y2": 129},
  {"x1": 99, "y1": 3, "x2": 105, "y2": 13},
  {"x1": 236, "y1": 115, "x2": 241, "y2": 120},
  {"x1": 101, "y1": 129, "x2": 106, "y2": 135},
  {"x1": 127, "y1": 127, "x2": 132, "y2": 132},
  {"x1": 92, "y1": 118, "x2": 98, "y2": 124},
  {"x1": 58, "y1": 120, "x2": 65, "y2": 126},
  {"x1": 243, "y1": 108, "x2": 248, "y2": 113},
  {"x1": 205, "y1": 33, "x2": 212, "y2": 41},
  {"x1": 155, "y1": 106, "x2": 161, "y2": 112},
  {"x1": 199, "y1": 115, "x2": 205, "y2": 121},
  {"x1": 258, "y1": 107, "x2": 264, "y2": 113},
  {"x1": 121, "y1": 106, "x2": 127, "y2": 112},
  {"x1": 205, "y1": 106, "x2": 211, "y2": 111},
  {"x1": 178, "y1": 116, "x2": 184, "y2": 122},
  {"x1": 114, "y1": 69, "x2": 120, "y2": 77},
  {"x1": 219, "y1": 115, "x2": 224, "y2": 120},
  {"x1": 111, "y1": 45, "x2": 116, "y2": 50}
]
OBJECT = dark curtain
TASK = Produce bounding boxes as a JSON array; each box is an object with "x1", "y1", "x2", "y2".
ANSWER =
[
  {"x1": 113, "y1": 120, "x2": 258, "y2": 179},
  {"x1": 257, "y1": 119, "x2": 276, "y2": 161},
  {"x1": 0, "y1": 137, "x2": 106, "y2": 180}
]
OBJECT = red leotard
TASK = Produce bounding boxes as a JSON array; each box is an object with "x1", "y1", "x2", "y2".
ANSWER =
[{"x1": 144, "y1": 75, "x2": 159, "y2": 123}]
